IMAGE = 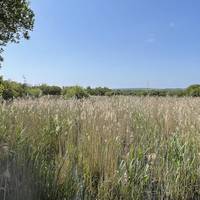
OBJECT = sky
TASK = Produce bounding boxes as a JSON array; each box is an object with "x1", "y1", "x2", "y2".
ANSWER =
[{"x1": 1, "y1": 0, "x2": 200, "y2": 88}]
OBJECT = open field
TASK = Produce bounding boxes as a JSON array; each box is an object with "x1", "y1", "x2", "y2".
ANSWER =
[{"x1": 1, "y1": 96, "x2": 200, "y2": 199}]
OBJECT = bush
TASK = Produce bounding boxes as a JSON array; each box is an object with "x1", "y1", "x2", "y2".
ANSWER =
[
  {"x1": 27, "y1": 88, "x2": 42, "y2": 97},
  {"x1": 186, "y1": 85, "x2": 200, "y2": 97},
  {"x1": 2, "y1": 80, "x2": 26, "y2": 99},
  {"x1": 94, "y1": 87, "x2": 112, "y2": 96},
  {"x1": 105, "y1": 91, "x2": 114, "y2": 96},
  {"x1": 39, "y1": 84, "x2": 62, "y2": 96},
  {"x1": 2, "y1": 88, "x2": 15, "y2": 100},
  {"x1": 63, "y1": 86, "x2": 89, "y2": 99},
  {"x1": 86, "y1": 86, "x2": 96, "y2": 95},
  {"x1": 0, "y1": 84, "x2": 4, "y2": 97}
]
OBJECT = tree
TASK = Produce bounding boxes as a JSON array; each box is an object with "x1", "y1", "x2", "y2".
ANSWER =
[
  {"x1": 39, "y1": 84, "x2": 62, "y2": 96},
  {"x1": 63, "y1": 86, "x2": 89, "y2": 99},
  {"x1": 2, "y1": 80, "x2": 26, "y2": 99},
  {"x1": 86, "y1": 86, "x2": 96, "y2": 95},
  {"x1": 27, "y1": 87, "x2": 42, "y2": 97},
  {"x1": 0, "y1": 83, "x2": 4, "y2": 97},
  {"x1": 93, "y1": 87, "x2": 112, "y2": 96},
  {"x1": 2, "y1": 88, "x2": 13, "y2": 100},
  {"x1": 186, "y1": 85, "x2": 200, "y2": 97},
  {"x1": 0, "y1": 0, "x2": 34, "y2": 65}
]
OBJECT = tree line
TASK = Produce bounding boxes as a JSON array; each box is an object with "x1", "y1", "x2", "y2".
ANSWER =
[{"x1": 0, "y1": 76, "x2": 200, "y2": 100}]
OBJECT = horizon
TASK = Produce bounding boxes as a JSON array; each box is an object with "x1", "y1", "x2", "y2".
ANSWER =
[
  {"x1": 1, "y1": 0, "x2": 200, "y2": 88},
  {"x1": 0, "y1": 76, "x2": 189, "y2": 90}
]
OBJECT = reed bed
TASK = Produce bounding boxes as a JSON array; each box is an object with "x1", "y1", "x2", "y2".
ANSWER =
[{"x1": 0, "y1": 96, "x2": 200, "y2": 200}]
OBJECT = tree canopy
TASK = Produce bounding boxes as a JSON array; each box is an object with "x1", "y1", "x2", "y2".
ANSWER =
[
  {"x1": 0, "y1": 76, "x2": 199, "y2": 100},
  {"x1": 186, "y1": 84, "x2": 200, "y2": 97},
  {"x1": 0, "y1": 0, "x2": 34, "y2": 65}
]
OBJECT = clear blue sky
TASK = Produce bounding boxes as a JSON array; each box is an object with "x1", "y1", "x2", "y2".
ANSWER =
[{"x1": 1, "y1": 0, "x2": 200, "y2": 88}]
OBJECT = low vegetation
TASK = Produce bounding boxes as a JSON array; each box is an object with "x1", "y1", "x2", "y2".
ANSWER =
[
  {"x1": 1, "y1": 96, "x2": 200, "y2": 199},
  {"x1": 0, "y1": 76, "x2": 200, "y2": 100}
]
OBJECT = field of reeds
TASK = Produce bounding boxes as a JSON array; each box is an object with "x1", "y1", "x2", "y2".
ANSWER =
[{"x1": 1, "y1": 96, "x2": 200, "y2": 200}]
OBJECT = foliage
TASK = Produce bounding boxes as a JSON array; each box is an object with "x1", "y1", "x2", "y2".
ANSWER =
[
  {"x1": 2, "y1": 80, "x2": 25, "y2": 99},
  {"x1": 86, "y1": 87, "x2": 112, "y2": 96},
  {"x1": 2, "y1": 88, "x2": 14, "y2": 100},
  {"x1": 0, "y1": 76, "x2": 199, "y2": 100},
  {"x1": 27, "y1": 87, "x2": 42, "y2": 97},
  {"x1": 0, "y1": 76, "x2": 3, "y2": 84},
  {"x1": 63, "y1": 86, "x2": 89, "y2": 99},
  {"x1": 186, "y1": 84, "x2": 200, "y2": 97},
  {"x1": 0, "y1": 83, "x2": 4, "y2": 97},
  {"x1": 39, "y1": 84, "x2": 62, "y2": 96},
  {"x1": 0, "y1": 0, "x2": 34, "y2": 66}
]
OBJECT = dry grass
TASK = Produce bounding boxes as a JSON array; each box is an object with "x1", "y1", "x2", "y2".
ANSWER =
[{"x1": 1, "y1": 96, "x2": 200, "y2": 199}]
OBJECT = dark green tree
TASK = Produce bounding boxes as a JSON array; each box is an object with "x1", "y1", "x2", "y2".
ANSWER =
[
  {"x1": 0, "y1": 0, "x2": 34, "y2": 65},
  {"x1": 186, "y1": 85, "x2": 200, "y2": 97},
  {"x1": 2, "y1": 80, "x2": 26, "y2": 99},
  {"x1": 39, "y1": 84, "x2": 62, "y2": 96},
  {"x1": 63, "y1": 86, "x2": 89, "y2": 99}
]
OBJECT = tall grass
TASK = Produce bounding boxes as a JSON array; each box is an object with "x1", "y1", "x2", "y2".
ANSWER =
[{"x1": 1, "y1": 96, "x2": 200, "y2": 199}]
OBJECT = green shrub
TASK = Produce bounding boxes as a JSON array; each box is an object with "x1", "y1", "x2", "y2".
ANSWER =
[
  {"x1": 27, "y1": 88, "x2": 42, "y2": 97},
  {"x1": 63, "y1": 86, "x2": 89, "y2": 99},
  {"x1": 105, "y1": 91, "x2": 114, "y2": 96},
  {"x1": 2, "y1": 80, "x2": 25, "y2": 99},
  {"x1": 186, "y1": 84, "x2": 200, "y2": 97},
  {"x1": 39, "y1": 84, "x2": 62, "y2": 96},
  {"x1": 0, "y1": 84, "x2": 4, "y2": 97},
  {"x1": 2, "y1": 88, "x2": 15, "y2": 100},
  {"x1": 86, "y1": 87, "x2": 112, "y2": 96}
]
